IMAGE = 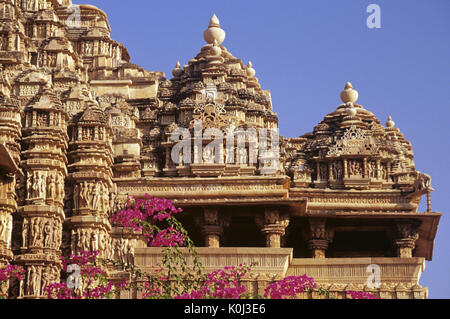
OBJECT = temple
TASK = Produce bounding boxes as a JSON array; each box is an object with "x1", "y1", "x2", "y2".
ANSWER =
[{"x1": 0, "y1": 0, "x2": 441, "y2": 299}]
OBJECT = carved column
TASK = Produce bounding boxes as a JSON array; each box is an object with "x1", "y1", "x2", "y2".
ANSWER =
[
  {"x1": 305, "y1": 218, "x2": 334, "y2": 258},
  {"x1": 17, "y1": 87, "x2": 68, "y2": 299},
  {"x1": 255, "y1": 208, "x2": 289, "y2": 248},
  {"x1": 199, "y1": 207, "x2": 229, "y2": 248},
  {"x1": 0, "y1": 92, "x2": 22, "y2": 279},
  {"x1": 66, "y1": 102, "x2": 114, "y2": 261},
  {"x1": 393, "y1": 221, "x2": 419, "y2": 258}
]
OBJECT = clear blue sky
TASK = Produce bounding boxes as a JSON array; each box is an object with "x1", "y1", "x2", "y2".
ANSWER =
[{"x1": 77, "y1": 0, "x2": 450, "y2": 298}]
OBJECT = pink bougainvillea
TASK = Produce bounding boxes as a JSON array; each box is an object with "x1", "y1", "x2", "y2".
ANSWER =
[
  {"x1": 264, "y1": 275, "x2": 317, "y2": 299},
  {"x1": 346, "y1": 291, "x2": 379, "y2": 299},
  {"x1": 175, "y1": 264, "x2": 251, "y2": 299}
]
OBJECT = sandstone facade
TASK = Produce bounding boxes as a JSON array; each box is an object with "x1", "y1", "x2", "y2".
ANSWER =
[{"x1": 0, "y1": 0, "x2": 440, "y2": 299}]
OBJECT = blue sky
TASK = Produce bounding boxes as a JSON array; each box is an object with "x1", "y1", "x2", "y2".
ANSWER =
[{"x1": 77, "y1": 0, "x2": 450, "y2": 298}]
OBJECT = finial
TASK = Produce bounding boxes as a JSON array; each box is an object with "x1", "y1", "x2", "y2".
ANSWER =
[
  {"x1": 340, "y1": 82, "x2": 359, "y2": 104},
  {"x1": 209, "y1": 14, "x2": 220, "y2": 27},
  {"x1": 386, "y1": 116, "x2": 395, "y2": 128},
  {"x1": 246, "y1": 61, "x2": 256, "y2": 77},
  {"x1": 204, "y1": 14, "x2": 226, "y2": 44},
  {"x1": 172, "y1": 61, "x2": 183, "y2": 78}
]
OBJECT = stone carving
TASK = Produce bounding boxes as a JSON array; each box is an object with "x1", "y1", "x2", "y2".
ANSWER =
[{"x1": 0, "y1": 4, "x2": 438, "y2": 300}]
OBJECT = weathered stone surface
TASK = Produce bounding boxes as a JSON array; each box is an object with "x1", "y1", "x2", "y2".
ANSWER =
[{"x1": 0, "y1": 1, "x2": 441, "y2": 299}]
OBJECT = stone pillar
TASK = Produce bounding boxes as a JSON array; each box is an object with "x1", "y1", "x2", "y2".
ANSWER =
[
  {"x1": 306, "y1": 218, "x2": 334, "y2": 258},
  {"x1": 66, "y1": 103, "x2": 114, "y2": 262},
  {"x1": 0, "y1": 93, "x2": 21, "y2": 279},
  {"x1": 255, "y1": 208, "x2": 289, "y2": 248},
  {"x1": 376, "y1": 159, "x2": 381, "y2": 180},
  {"x1": 17, "y1": 88, "x2": 68, "y2": 299},
  {"x1": 200, "y1": 207, "x2": 227, "y2": 248},
  {"x1": 393, "y1": 221, "x2": 419, "y2": 258},
  {"x1": 343, "y1": 159, "x2": 348, "y2": 178}
]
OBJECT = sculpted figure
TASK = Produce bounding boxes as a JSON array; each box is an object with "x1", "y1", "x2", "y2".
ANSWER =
[
  {"x1": 34, "y1": 267, "x2": 41, "y2": 296},
  {"x1": 56, "y1": 174, "x2": 64, "y2": 202},
  {"x1": 31, "y1": 172, "x2": 39, "y2": 198},
  {"x1": 31, "y1": 218, "x2": 39, "y2": 246},
  {"x1": 121, "y1": 239, "x2": 128, "y2": 265},
  {"x1": 0, "y1": 215, "x2": 5, "y2": 243},
  {"x1": 47, "y1": 173, "x2": 56, "y2": 200},
  {"x1": 28, "y1": 266, "x2": 35, "y2": 295},
  {"x1": 19, "y1": 275, "x2": 24, "y2": 297},
  {"x1": 127, "y1": 240, "x2": 135, "y2": 266},
  {"x1": 22, "y1": 218, "x2": 29, "y2": 248},
  {"x1": 26, "y1": 172, "x2": 33, "y2": 199},
  {"x1": 80, "y1": 182, "x2": 89, "y2": 208},
  {"x1": 92, "y1": 183, "x2": 101, "y2": 210},
  {"x1": 43, "y1": 221, "x2": 52, "y2": 248},
  {"x1": 91, "y1": 229, "x2": 99, "y2": 251}
]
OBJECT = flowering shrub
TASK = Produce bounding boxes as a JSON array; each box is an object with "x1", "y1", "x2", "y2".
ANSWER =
[
  {"x1": 264, "y1": 275, "x2": 316, "y2": 299},
  {"x1": 44, "y1": 250, "x2": 126, "y2": 299},
  {"x1": 175, "y1": 264, "x2": 251, "y2": 299},
  {"x1": 0, "y1": 264, "x2": 25, "y2": 299},
  {"x1": 346, "y1": 291, "x2": 379, "y2": 299}
]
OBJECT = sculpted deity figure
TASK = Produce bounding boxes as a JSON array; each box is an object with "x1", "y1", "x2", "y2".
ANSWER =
[
  {"x1": 28, "y1": 266, "x2": 35, "y2": 295},
  {"x1": 109, "y1": 192, "x2": 116, "y2": 214},
  {"x1": 114, "y1": 239, "x2": 122, "y2": 261},
  {"x1": 56, "y1": 174, "x2": 64, "y2": 202},
  {"x1": 37, "y1": 218, "x2": 45, "y2": 246},
  {"x1": 43, "y1": 221, "x2": 52, "y2": 248},
  {"x1": 41, "y1": 268, "x2": 49, "y2": 296},
  {"x1": 92, "y1": 183, "x2": 101, "y2": 210},
  {"x1": 91, "y1": 229, "x2": 99, "y2": 251},
  {"x1": 127, "y1": 240, "x2": 135, "y2": 266},
  {"x1": 38, "y1": 171, "x2": 46, "y2": 199},
  {"x1": 79, "y1": 182, "x2": 89, "y2": 208},
  {"x1": 34, "y1": 267, "x2": 41, "y2": 296},
  {"x1": 31, "y1": 171, "x2": 39, "y2": 198},
  {"x1": 84, "y1": 41, "x2": 92, "y2": 55},
  {"x1": 82, "y1": 229, "x2": 90, "y2": 252},
  {"x1": 47, "y1": 173, "x2": 56, "y2": 200},
  {"x1": 31, "y1": 218, "x2": 39, "y2": 246},
  {"x1": 382, "y1": 164, "x2": 388, "y2": 180},
  {"x1": 22, "y1": 218, "x2": 29, "y2": 248},
  {"x1": 121, "y1": 239, "x2": 128, "y2": 265},
  {"x1": 26, "y1": 172, "x2": 33, "y2": 199}
]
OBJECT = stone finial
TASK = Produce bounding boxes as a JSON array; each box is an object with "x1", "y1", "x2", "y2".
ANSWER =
[
  {"x1": 172, "y1": 61, "x2": 183, "y2": 78},
  {"x1": 340, "y1": 82, "x2": 359, "y2": 104},
  {"x1": 386, "y1": 116, "x2": 395, "y2": 128},
  {"x1": 246, "y1": 61, "x2": 256, "y2": 77},
  {"x1": 204, "y1": 14, "x2": 226, "y2": 44}
]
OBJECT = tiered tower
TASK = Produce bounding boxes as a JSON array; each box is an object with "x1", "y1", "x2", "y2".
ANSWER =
[{"x1": 0, "y1": 1, "x2": 441, "y2": 299}]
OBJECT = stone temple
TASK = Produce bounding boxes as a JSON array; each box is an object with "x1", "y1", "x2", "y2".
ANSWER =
[{"x1": 0, "y1": 0, "x2": 441, "y2": 299}]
